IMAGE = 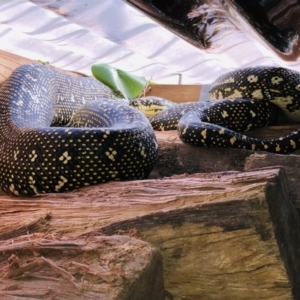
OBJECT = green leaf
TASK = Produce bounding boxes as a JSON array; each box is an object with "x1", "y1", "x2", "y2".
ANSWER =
[
  {"x1": 36, "y1": 60, "x2": 50, "y2": 65},
  {"x1": 92, "y1": 64, "x2": 147, "y2": 99}
]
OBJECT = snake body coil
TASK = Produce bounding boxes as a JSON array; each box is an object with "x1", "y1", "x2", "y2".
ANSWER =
[
  {"x1": 151, "y1": 66, "x2": 300, "y2": 154},
  {"x1": 0, "y1": 63, "x2": 158, "y2": 196}
]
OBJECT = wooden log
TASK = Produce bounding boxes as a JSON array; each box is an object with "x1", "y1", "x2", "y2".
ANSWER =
[
  {"x1": 245, "y1": 153, "x2": 300, "y2": 207},
  {"x1": 152, "y1": 130, "x2": 300, "y2": 179},
  {"x1": 0, "y1": 168, "x2": 300, "y2": 299},
  {"x1": 153, "y1": 133, "x2": 300, "y2": 210},
  {"x1": 0, "y1": 234, "x2": 164, "y2": 300}
]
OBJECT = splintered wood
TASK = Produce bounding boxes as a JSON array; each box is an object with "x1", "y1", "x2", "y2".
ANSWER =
[
  {"x1": 0, "y1": 235, "x2": 164, "y2": 300},
  {"x1": 1, "y1": 168, "x2": 300, "y2": 299}
]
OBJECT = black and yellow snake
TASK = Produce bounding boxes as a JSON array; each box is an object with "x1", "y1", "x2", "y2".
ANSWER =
[
  {"x1": 151, "y1": 66, "x2": 300, "y2": 154},
  {"x1": 0, "y1": 63, "x2": 158, "y2": 196},
  {"x1": 2, "y1": 63, "x2": 300, "y2": 196}
]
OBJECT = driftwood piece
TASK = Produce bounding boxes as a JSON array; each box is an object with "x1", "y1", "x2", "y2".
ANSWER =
[
  {"x1": 0, "y1": 234, "x2": 164, "y2": 300},
  {"x1": 1, "y1": 168, "x2": 300, "y2": 299}
]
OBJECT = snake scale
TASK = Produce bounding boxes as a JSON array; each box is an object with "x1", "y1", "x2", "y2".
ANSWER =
[
  {"x1": 0, "y1": 63, "x2": 158, "y2": 196},
  {"x1": 2, "y1": 63, "x2": 300, "y2": 196}
]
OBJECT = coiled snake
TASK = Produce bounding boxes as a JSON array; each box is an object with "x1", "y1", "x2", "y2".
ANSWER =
[
  {"x1": 151, "y1": 66, "x2": 300, "y2": 154},
  {"x1": 2, "y1": 64, "x2": 300, "y2": 196},
  {"x1": 0, "y1": 63, "x2": 158, "y2": 196}
]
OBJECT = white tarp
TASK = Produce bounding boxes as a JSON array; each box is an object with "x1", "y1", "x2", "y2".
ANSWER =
[{"x1": 0, "y1": 0, "x2": 300, "y2": 84}]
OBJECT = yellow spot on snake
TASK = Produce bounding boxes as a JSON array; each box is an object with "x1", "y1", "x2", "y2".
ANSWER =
[
  {"x1": 14, "y1": 150, "x2": 19, "y2": 160},
  {"x1": 251, "y1": 89, "x2": 263, "y2": 99},
  {"x1": 109, "y1": 170, "x2": 119, "y2": 178},
  {"x1": 219, "y1": 128, "x2": 225, "y2": 134},
  {"x1": 159, "y1": 124, "x2": 165, "y2": 131},
  {"x1": 139, "y1": 143, "x2": 147, "y2": 157},
  {"x1": 269, "y1": 89, "x2": 280, "y2": 93},
  {"x1": 9, "y1": 184, "x2": 19, "y2": 195},
  {"x1": 59, "y1": 151, "x2": 72, "y2": 164},
  {"x1": 250, "y1": 110, "x2": 256, "y2": 118},
  {"x1": 29, "y1": 150, "x2": 38, "y2": 162},
  {"x1": 181, "y1": 125, "x2": 188, "y2": 135},
  {"x1": 55, "y1": 175, "x2": 68, "y2": 191},
  {"x1": 230, "y1": 137, "x2": 236, "y2": 145},
  {"x1": 271, "y1": 76, "x2": 283, "y2": 84},
  {"x1": 30, "y1": 185, "x2": 38, "y2": 194},
  {"x1": 29, "y1": 176, "x2": 35, "y2": 184},
  {"x1": 223, "y1": 77, "x2": 235, "y2": 83},
  {"x1": 251, "y1": 144, "x2": 256, "y2": 150},
  {"x1": 272, "y1": 96, "x2": 293, "y2": 105},
  {"x1": 221, "y1": 111, "x2": 229, "y2": 118},
  {"x1": 296, "y1": 84, "x2": 300, "y2": 91},
  {"x1": 275, "y1": 144, "x2": 281, "y2": 152},
  {"x1": 201, "y1": 129, "x2": 207, "y2": 139},
  {"x1": 290, "y1": 140, "x2": 296, "y2": 149},
  {"x1": 106, "y1": 148, "x2": 117, "y2": 161},
  {"x1": 228, "y1": 90, "x2": 243, "y2": 98},
  {"x1": 247, "y1": 75, "x2": 258, "y2": 83}
]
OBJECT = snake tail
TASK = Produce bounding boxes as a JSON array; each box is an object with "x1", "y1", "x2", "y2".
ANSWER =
[{"x1": 178, "y1": 98, "x2": 300, "y2": 154}]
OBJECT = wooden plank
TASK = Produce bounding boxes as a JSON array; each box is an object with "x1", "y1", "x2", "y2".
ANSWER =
[
  {"x1": 0, "y1": 168, "x2": 299, "y2": 299},
  {"x1": 147, "y1": 84, "x2": 201, "y2": 103}
]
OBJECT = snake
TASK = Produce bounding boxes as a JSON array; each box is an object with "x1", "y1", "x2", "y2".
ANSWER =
[
  {"x1": 0, "y1": 63, "x2": 159, "y2": 196},
  {"x1": 2, "y1": 64, "x2": 300, "y2": 195},
  {"x1": 150, "y1": 66, "x2": 300, "y2": 154}
]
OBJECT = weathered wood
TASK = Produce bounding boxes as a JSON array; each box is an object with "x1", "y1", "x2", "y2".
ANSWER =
[
  {"x1": 245, "y1": 153, "x2": 300, "y2": 206},
  {"x1": 147, "y1": 84, "x2": 201, "y2": 103},
  {"x1": 152, "y1": 131, "x2": 253, "y2": 178},
  {"x1": 0, "y1": 234, "x2": 164, "y2": 300},
  {"x1": 0, "y1": 168, "x2": 300, "y2": 299},
  {"x1": 152, "y1": 130, "x2": 300, "y2": 178},
  {"x1": 153, "y1": 131, "x2": 300, "y2": 209}
]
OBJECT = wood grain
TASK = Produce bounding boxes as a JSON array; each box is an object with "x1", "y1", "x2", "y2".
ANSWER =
[
  {"x1": 0, "y1": 168, "x2": 299, "y2": 299},
  {"x1": 0, "y1": 234, "x2": 164, "y2": 300}
]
